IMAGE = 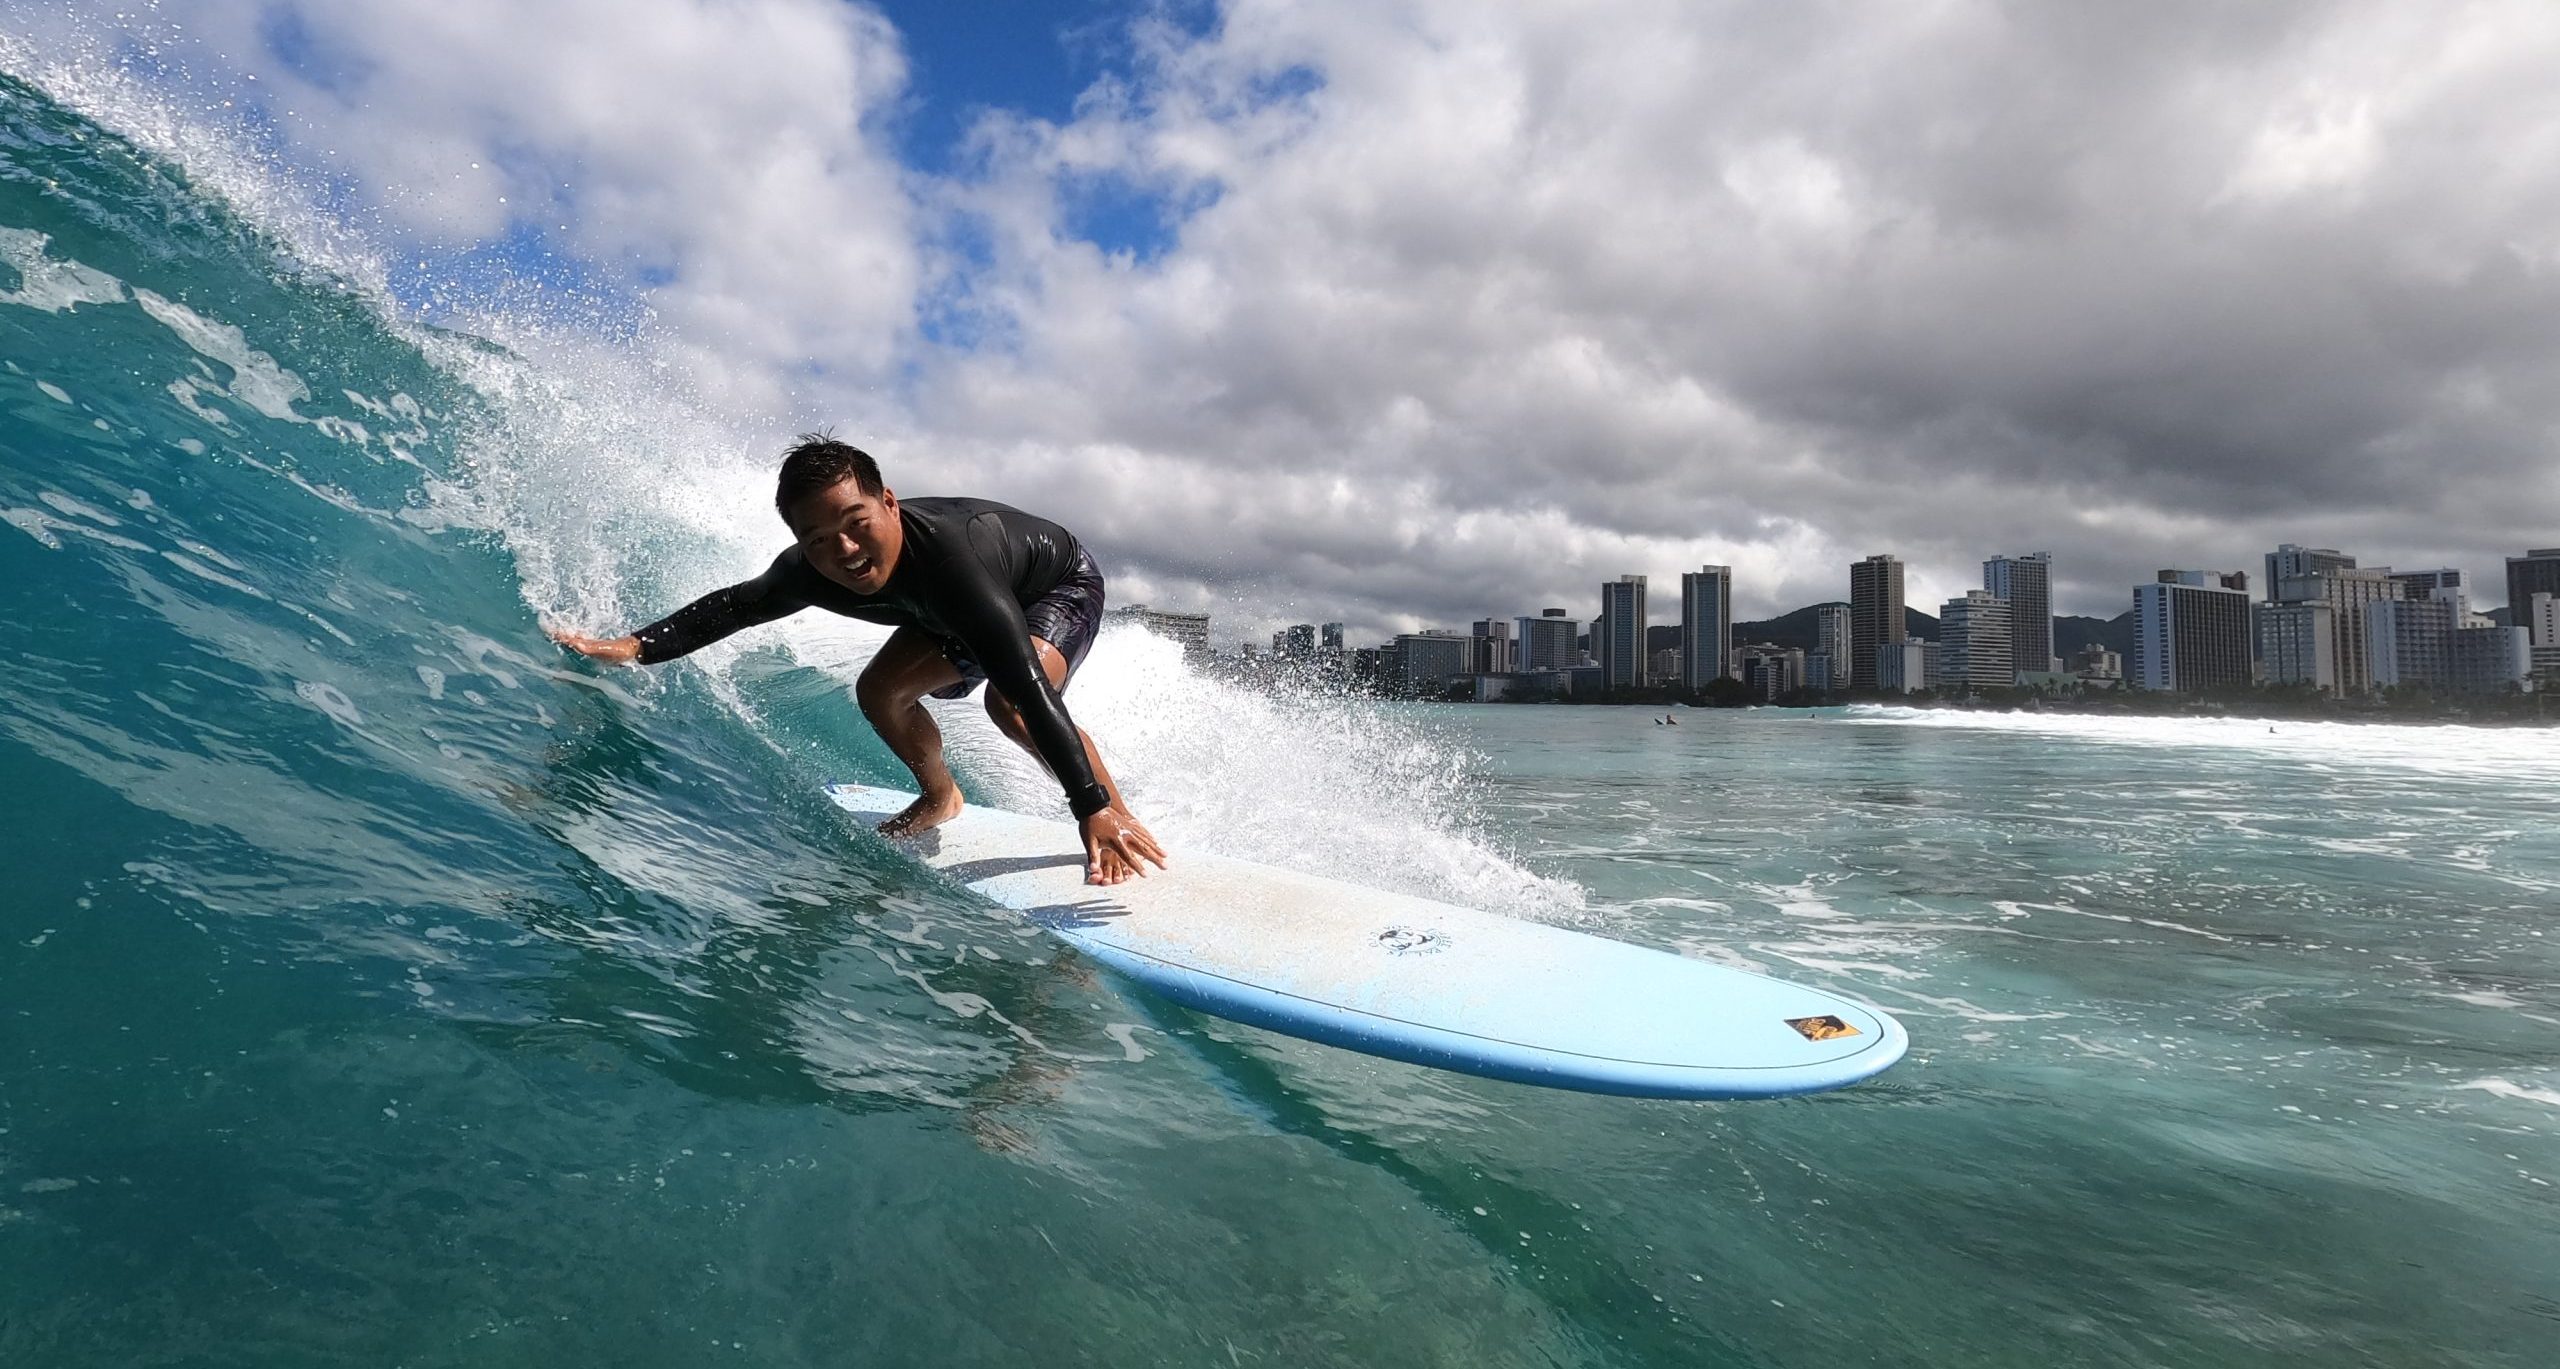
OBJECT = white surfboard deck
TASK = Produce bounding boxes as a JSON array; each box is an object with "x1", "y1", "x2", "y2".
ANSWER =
[{"x1": 828, "y1": 784, "x2": 1907, "y2": 1099}]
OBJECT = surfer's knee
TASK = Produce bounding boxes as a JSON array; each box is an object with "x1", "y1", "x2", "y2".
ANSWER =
[{"x1": 855, "y1": 668, "x2": 914, "y2": 724}]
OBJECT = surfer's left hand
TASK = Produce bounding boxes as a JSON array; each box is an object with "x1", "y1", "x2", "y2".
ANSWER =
[
  {"x1": 1080, "y1": 809, "x2": 1168, "y2": 886},
  {"x1": 547, "y1": 625, "x2": 642, "y2": 664}
]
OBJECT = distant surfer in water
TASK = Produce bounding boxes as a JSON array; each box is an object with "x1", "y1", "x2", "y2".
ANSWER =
[{"x1": 548, "y1": 435, "x2": 1169, "y2": 886}]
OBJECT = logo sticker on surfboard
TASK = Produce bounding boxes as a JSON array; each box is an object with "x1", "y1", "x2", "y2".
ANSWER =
[
  {"x1": 1374, "y1": 926, "x2": 1447, "y2": 955},
  {"x1": 1786, "y1": 1014, "x2": 1861, "y2": 1041}
]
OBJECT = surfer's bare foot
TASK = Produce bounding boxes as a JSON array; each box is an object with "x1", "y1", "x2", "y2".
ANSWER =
[{"x1": 878, "y1": 788, "x2": 963, "y2": 837}]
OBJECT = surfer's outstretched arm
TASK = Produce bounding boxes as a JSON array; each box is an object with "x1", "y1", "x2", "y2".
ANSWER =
[{"x1": 549, "y1": 551, "x2": 807, "y2": 665}]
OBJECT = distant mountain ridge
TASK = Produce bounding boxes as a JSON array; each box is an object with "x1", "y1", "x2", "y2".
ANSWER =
[
  {"x1": 1624, "y1": 595, "x2": 2522, "y2": 669},
  {"x1": 1638, "y1": 602, "x2": 2138, "y2": 661}
]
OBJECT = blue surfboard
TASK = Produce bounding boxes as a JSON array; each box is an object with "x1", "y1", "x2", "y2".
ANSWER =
[{"x1": 827, "y1": 785, "x2": 1907, "y2": 1099}]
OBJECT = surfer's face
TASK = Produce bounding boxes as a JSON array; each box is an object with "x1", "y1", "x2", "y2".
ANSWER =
[{"x1": 788, "y1": 479, "x2": 901, "y2": 594}]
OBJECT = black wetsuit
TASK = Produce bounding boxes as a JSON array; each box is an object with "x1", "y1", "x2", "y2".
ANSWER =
[{"x1": 632, "y1": 497, "x2": 1112, "y2": 819}]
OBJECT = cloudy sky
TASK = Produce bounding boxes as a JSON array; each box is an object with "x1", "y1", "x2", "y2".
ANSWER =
[{"x1": 10, "y1": 0, "x2": 2560, "y2": 640}]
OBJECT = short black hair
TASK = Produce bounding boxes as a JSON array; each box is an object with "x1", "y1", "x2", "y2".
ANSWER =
[{"x1": 775, "y1": 433, "x2": 884, "y2": 515}]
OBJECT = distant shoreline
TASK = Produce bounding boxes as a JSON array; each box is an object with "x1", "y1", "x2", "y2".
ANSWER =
[{"x1": 1473, "y1": 690, "x2": 2560, "y2": 728}]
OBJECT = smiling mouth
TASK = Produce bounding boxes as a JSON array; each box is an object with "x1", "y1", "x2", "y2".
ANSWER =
[{"x1": 840, "y1": 554, "x2": 874, "y2": 578}]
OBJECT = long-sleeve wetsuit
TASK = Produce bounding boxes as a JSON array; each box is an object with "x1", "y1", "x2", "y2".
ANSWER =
[{"x1": 631, "y1": 497, "x2": 1111, "y2": 819}]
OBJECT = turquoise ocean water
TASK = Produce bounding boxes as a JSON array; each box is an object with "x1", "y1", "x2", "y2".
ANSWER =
[{"x1": 5, "y1": 70, "x2": 2559, "y2": 1367}]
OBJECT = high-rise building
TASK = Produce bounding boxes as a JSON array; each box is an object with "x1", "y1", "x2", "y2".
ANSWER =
[
  {"x1": 1736, "y1": 644, "x2": 1806, "y2": 700},
  {"x1": 2272, "y1": 565, "x2": 2401, "y2": 695},
  {"x1": 1598, "y1": 576, "x2": 1649, "y2": 691},
  {"x1": 2390, "y1": 569, "x2": 2470, "y2": 618},
  {"x1": 2366, "y1": 597, "x2": 2455, "y2": 691},
  {"x1": 1516, "y1": 608, "x2": 1578, "y2": 671},
  {"x1": 2534, "y1": 644, "x2": 2560, "y2": 693},
  {"x1": 2070, "y1": 644, "x2": 2122, "y2": 680},
  {"x1": 1848, "y1": 555, "x2": 1906, "y2": 691},
  {"x1": 2133, "y1": 570, "x2": 2252, "y2": 692},
  {"x1": 2512, "y1": 550, "x2": 2560, "y2": 645},
  {"x1": 1813, "y1": 604, "x2": 1850, "y2": 685},
  {"x1": 1320, "y1": 622, "x2": 1346, "y2": 652},
  {"x1": 1469, "y1": 618, "x2": 1517, "y2": 674},
  {"x1": 2266, "y1": 544, "x2": 2356, "y2": 589},
  {"x1": 2530, "y1": 592, "x2": 2560, "y2": 650},
  {"x1": 1677, "y1": 566, "x2": 1734, "y2": 689},
  {"x1": 1279, "y1": 623, "x2": 1317, "y2": 658},
  {"x1": 1349, "y1": 645, "x2": 1383, "y2": 687},
  {"x1": 2451, "y1": 625, "x2": 2532, "y2": 694},
  {"x1": 1876, "y1": 637, "x2": 1935, "y2": 693},
  {"x1": 2258, "y1": 600, "x2": 2338, "y2": 692},
  {"x1": 1120, "y1": 604, "x2": 1212, "y2": 660},
  {"x1": 1386, "y1": 631, "x2": 1472, "y2": 697},
  {"x1": 1938, "y1": 590, "x2": 2014, "y2": 693},
  {"x1": 1984, "y1": 552, "x2": 2054, "y2": 682}
]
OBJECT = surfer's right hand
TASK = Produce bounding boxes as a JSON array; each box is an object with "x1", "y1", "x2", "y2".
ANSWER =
[
  {"x1": 1081, "y1": 809, "x2": 1168, "y2": 886},
  {"x1": 548, "y1": 628, "x2": 643, "y2": 665}
]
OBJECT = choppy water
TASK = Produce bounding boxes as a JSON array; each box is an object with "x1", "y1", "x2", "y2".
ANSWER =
[{"x1": 4, "y1": 62, "x2": 2558, "y2": 1369}]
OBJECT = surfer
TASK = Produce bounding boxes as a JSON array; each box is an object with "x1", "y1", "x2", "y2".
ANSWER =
[{"x1": 548, "y1": 436, "x2": 1169, "y2": 886}]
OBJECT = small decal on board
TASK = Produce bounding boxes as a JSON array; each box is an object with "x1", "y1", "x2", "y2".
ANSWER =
[
  {"x1": 1375, "y1": 926, "x2": 1446, "y2": 955},
  {"x1": 1786, "y1": 1015, "x2": 1860, "y2": 1041}
]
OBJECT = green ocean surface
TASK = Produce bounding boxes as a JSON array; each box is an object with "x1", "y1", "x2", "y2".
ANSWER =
[{"x1": 4, "y1": 68, "x2": 2557, "y2": 1367}]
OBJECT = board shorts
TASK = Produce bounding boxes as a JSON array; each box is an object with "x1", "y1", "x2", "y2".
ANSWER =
[{"x1": 928, "y1": 546, "x2": 1106, "y2": 700}]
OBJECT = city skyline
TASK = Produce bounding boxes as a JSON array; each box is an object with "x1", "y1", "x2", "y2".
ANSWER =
[
  {"x1": 1181, "y1": 538, "x2": 2559, "y2": 653},
  {"x1": 1175, "y1": 536, "x2": 2555, "y2": 705}
]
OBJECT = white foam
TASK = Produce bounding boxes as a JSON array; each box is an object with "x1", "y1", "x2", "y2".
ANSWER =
[
  {"x1": 165, "y1": 373, "x2": 235, "y2": 428},
  {"x1": 0, "y1": 226, "x2": 128, "y2": 312},
  {"x1": 134, "y1": 288, "x2": 312, "y2": 422},
  {"x1": 160, "y1": 551, "x2": 265, "y2": 599},
  {"x1": 1, "y1": 506, "x2": 63, "y2": 548},
  {"x1": 2440, "y1": 988, "x2": 2527, "y2": 1009},
  {"x1": 2457, "y1": 1078, "x2": 2560, "y2": 1109},
  {"x1": 37, "y1": 491, "x2": 120, "y2": 526},
  {"x1": 284, "y1": 602, "x2": 359, "y2": 647},
  {"x1": 294, "y1": 680, "x2": 360, "y2": 724},
  {"x1": 1842, "y1": 704, "x2": 2560, "y2": 781},
  {"x1": 1879, "y1": 988, "x2": 2067, "y2": 1023},
  {"x1": 1990, "y1": 898, "x2": 2237, "y2": 943}
]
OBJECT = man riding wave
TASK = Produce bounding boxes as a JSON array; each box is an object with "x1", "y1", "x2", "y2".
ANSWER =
[{"x1": 550, "y1": 436, "x2": 1169, "y2": 886}]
